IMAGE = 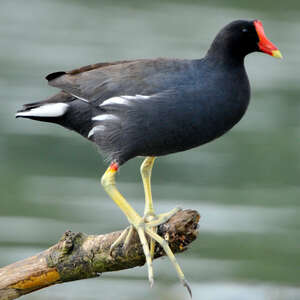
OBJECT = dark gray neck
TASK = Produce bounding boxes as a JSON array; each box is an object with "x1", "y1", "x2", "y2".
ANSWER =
[{"x1": 205, "y1": 39, "x2": 246, "y2": 67}]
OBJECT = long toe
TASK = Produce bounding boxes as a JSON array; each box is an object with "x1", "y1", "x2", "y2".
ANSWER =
[
  {"x1": 109, "y1": 225, "x2": 134, "y2": 257},
  {"x1": 145, "y1": 206, "x2": 181, "y2": 229},
  {"x1": 145, "y1": 227, "x2": 192, "y2": 297},
  {"x1": 136, "y1": 227, "x2": 154, "y2": 286}
]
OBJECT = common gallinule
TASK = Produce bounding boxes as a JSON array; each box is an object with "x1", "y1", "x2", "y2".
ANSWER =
[{"x1": 16, "y1": 20, "x2": 281, "y2": 295}]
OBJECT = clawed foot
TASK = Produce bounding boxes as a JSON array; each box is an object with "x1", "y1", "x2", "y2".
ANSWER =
[{"x1": 109, "y1": 207, "x2": 192, "y2": 297}]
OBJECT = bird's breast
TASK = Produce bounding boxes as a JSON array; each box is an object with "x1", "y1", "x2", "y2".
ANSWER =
[{"x1": 128, "y1": 75, "x2": 250, "y2": 157}]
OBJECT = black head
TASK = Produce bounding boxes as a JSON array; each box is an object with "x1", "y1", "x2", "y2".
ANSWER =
[{"x1": 206, "y1": 20, "x2": 282, "y2": 62}]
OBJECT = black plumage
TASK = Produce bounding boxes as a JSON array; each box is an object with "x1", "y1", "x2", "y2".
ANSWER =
[{"x1": 17, "y1": 20, "x2": 270, "y2": 164}]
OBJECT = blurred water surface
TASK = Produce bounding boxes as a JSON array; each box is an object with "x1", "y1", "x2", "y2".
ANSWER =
[{"x1": 1, "y1": 0, "x2": 300, "y2": 299}]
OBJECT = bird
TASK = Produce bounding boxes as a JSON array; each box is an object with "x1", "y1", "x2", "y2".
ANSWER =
[{"x1": 16, "y1": 19, "x2": 281, "y2": 296}]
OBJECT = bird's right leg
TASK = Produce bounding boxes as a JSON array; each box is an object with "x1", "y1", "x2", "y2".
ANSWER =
[{"x1": 101, "y1": 162, "x2": 154, "y2": 285}]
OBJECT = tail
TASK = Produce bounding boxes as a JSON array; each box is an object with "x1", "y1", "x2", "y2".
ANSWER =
[
  {"x1": 16, "y1": 91, "x2": 72, "y2": 121},
  {"x1": 16, "y1": 91, "x2": 93, "y2": 138}
]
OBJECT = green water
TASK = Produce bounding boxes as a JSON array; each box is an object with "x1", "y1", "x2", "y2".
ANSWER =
[{"x1": 1, "y1": 1, "x2": 300, "y2": 299}]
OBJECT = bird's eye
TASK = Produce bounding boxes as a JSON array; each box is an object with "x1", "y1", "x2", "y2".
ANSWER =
[{"x1": 242, "y1": 28, "x2": 248, "y2": 33}]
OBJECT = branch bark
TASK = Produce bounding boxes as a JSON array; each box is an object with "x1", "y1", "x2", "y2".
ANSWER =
[{"x1": 0, "y1": 209, "x2": 199, "y2": 300}]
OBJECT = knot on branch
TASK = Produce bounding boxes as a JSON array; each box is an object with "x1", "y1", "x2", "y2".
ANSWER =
[
  {"x1": 157, "y1": 209, "x2": 200, "y2": 255},
  {"x1": 47, "y1": 231, "x2": 97, "y2": 281},
  {"x1": 58, "y1": 230, "x2": 83, "y2": 256}
]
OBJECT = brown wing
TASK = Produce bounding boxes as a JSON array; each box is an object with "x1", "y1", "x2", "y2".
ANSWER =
[{"x1": 45, "y1": 59, "x2": 143, "y2": 102}]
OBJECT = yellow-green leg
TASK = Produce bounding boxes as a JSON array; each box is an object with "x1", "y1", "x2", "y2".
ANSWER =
[
  {"x1": 140, "y1": 157, "x2": 156, "y2": 218},
  {"x1": 101, "y1": 162, "x2": 154, "y2": 284},
  {"x1": 140, "y1": 157, "x2": 156, "y2": 258},
  {"x1": 101, "y1": 161, "x2": 190, "y2": 296},
  {"x1": 140, "y1": 157, "x2": 190, "y2": 296}
]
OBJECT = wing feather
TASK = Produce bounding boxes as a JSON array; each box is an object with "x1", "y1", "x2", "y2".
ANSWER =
[{"x1": 45, "y1": 58, "x2": 193, "y2": 104}]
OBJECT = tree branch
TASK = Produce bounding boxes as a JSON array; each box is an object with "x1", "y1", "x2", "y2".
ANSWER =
[{"x1": 0, "y1": 209, "x2": 200, "y2": 300}]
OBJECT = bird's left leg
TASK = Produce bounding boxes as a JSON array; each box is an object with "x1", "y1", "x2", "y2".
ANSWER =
[
  {"x1": 140, "y1": 157, "x2": 156, "y2": 219},
  {"x1": 140, "y1": 157, "x2": 181, "y2": 257},
  {"x1": 140, "y1": 156, "x2": 191, "y2": 296},
  {"x1": 140, "y1": 157, "x2": 156, "y2": 258}
]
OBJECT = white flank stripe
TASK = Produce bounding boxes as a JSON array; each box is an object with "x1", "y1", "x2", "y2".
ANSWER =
[
  {"x1": 124, "y1": 94, "x2": 150, "y2": 100},
  {"x1": 92, "y1": 114, "x2": 119, "y2": 121},
  {"x1": 88, "y1": 125, "x2": 106, "y2": 138},
  {"x1": 16, "y1": 103, "x2": 69, "y2": 118},
  {"x1": 100, "y1": 94, "x2": 150, "y2": 107},
  {"x1": 101, "y1": 96, "x2": 131, "y2": 107}
]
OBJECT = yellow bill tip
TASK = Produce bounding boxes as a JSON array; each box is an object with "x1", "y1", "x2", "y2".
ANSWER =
[{"x1": 272, "y1": 50, "x2": 283, "y2": 59}]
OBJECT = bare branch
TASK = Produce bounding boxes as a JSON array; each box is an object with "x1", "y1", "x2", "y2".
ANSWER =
[{"x1": 0, "y1": 209, "x2": 200, "y2": 300}]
